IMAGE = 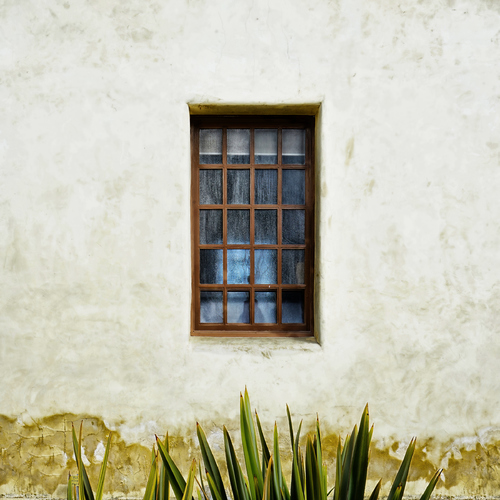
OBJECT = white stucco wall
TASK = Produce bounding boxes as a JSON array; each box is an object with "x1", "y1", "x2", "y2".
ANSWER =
[{"x1": 1, "y1": 0, "x2": 500, "y2": 496}]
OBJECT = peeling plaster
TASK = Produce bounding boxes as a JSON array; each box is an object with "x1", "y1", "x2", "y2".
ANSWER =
[{"x1": 3, "y1": 414, "x2": 500, "y2": 497}]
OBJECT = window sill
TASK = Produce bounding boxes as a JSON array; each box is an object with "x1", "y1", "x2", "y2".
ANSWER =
[{"x1": 189, "y1": 334, "x2": 321, "y2": 353}]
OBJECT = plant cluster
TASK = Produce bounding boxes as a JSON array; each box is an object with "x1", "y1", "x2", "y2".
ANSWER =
[
  {"x1": 69, "y1": 390, "x2": 442, "y2": 500},
  {"x1": 68, "y1": 423, "x2": 111, "y2": 500}
]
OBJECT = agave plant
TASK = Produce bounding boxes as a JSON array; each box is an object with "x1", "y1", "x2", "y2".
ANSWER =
[
  {"x1": 143, "y1": 435, "x2": 166, "y2": 500},
  {"x1": 67, "y1": 423, "x2": 112, "y2": 500},
  {"x1": 156, "y1": 389, "x2": 442, "y2": 500},
  {"x1": 155, "y1": 435, "x2": 197, "y2": 500}
]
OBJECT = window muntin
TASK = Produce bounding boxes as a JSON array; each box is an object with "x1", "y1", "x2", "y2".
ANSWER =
[{"x1": 191, "y1": 116, "x2": 314, "y2": 337}]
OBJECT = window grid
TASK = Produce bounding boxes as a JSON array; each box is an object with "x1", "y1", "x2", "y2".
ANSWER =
[{"x1": 192, "y1": 116, "x2": 314, "y2": 337}]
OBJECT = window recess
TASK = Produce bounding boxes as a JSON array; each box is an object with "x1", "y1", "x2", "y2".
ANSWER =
[{"x1": 191, "y1": 115, "x2": 314, "y2": 337}]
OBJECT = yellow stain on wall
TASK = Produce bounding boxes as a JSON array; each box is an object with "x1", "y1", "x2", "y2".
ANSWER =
[{"x1": 1, "y1": 413, "x2": 500, "y2": 498}]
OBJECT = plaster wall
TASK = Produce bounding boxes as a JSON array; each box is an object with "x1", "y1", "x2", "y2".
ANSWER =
[{"x1": 1, "y1": 0, "x2": 500, "y2": 496}]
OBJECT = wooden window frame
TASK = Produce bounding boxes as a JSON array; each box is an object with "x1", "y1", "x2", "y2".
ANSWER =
[{"x1": 191, "y1": 115, "x2": 315, "y2": 337}]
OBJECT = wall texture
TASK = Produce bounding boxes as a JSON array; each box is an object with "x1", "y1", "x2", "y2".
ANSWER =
[{"x1": 1, "y1": 0, "x2": 500, "y2": 497}]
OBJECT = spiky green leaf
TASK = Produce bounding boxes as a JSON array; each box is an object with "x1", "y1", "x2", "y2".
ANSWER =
[
  {"x1": 419, "y1": 469, "x2": 442, "y2": 500},
  {"x1": 263, "y1": 457, "x2": 273, "y2": 500},
  {"x1": 159, "y1": 434, "x2": 171, "y2": 500},
  {"x1": 96, "y1": 432, "x2": 112, "y2": 500},
  {"x1": 315, "y1": 418, "x2": 326, "y2": 500},
  {"x1": 290, "y1": 421, "x2": 304, "y2": 500},
  {"x1": 256, "y1": 411, "x2": 271, "y2": 475},
  {"x1": 348, "y1": 405, "x2": 371, "y2": 500},
  {"x1": 305, "y1": 435, "x2": 321, "y2": 500},
  {"x1": 240, "y1": 391, "x2": 263, "y2": 500},
  {"x1": 368, "y1": 481, "x2": 381, "y2": 500},
  {"x1": 67, "y1": 474, "x2": 73, "y2": 500},
  {"x1": 224, "y1": 427, "x2": 251, "y2": 500},
  {"x1": 181, "y1": 462, "x2": 196, "y2": 500},
  {"x1": 387, "y1": 439, "x2": 416, "y2": 500},
  {"x1": 157, "y1": 436, "x2": 187, "y2": 500},
  {"x1": 143, "y1": 448, "x2": 158, "y2": 500},
  {"x1": 272, "y1": 424, "x2": 286, "y2": 500},
  {"x1": 286, "y1": 406, "x2": 294, "y2": 451},
  {"x1": 72, "y1": 423, "x2": 95, "y2": 500},
  {"x1": 338, "y1": 426, "x2": 357, "y2": 500},
  {"x1": 197, "y1": 423, "x2": 227, "y2": 500},
  {"x1": 206, "y1": 472, "x2": 223, "y2": 500}
]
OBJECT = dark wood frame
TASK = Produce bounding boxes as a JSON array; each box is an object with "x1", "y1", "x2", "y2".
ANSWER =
[{"x1": 191, "y1": 115, "x2": 315, "y2": 337}]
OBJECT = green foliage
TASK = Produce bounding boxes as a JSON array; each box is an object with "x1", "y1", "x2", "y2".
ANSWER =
[
  {"x1": 143, "y1": 434, "x2": 171, "y2": 500},
  {"x1": 196, "y1": 389, "x2": 442, "y2": 500},
  {"x1": 69, "y1": 392, "x2": 443, "y2": 500},
  {"x1": 69, "y1": 423, "x2": 112, "y2": 500}
]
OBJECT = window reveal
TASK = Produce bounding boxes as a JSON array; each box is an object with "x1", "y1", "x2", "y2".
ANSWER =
[{"x1": 191, "y1": 116, "x2": 314, "y2": 337}]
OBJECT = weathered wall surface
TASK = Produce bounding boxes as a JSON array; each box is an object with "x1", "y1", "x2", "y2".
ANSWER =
[{"x1": 1, "y1": 0, "x2": 500, "y2": 497}]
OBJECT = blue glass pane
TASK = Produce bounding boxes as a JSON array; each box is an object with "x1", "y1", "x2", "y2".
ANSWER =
[
  {"x1": 282, "y1": 290, "x2": 304, "y2": 323},
  {"x1": 254, "y1": 250, "x2": 277, "y2": 284},
  {"x1": 282, "y1": 249, "x2": 305, "y2": 284},
  {"x1": 255, "y1": 169, "x2": 277, "y2": 204},
  {"x1": 282, "y1": 170, "x2": 305, "y2": 205},
  {"x1": 227, "y1": 249, "x2": 250, "y2": 284},
  {"x1": 200, "y1": 249, "x2": 223, "y2": 284},
  {"x1": 282, "y1": 129, "x2": 305, "y2": 165},
  {"x1": 199, "y1": 170, "x2": 222, "y2": 204},
  {"x1": 255, "y1": 210, "x2": 277, "y2": 244},
  {"x1": 200, "y1": 129, "x2": 222, "y2": 164},
  {"x1": 200, "y1": 210, "x2": 223, "y2": 244},
  {"x1": 227, "y1": 210, "x2": 250, "y2": 244},
  {"x1": 255, "y1": 129, "x2": 278, "y2": 164},
  {"x1": 227, "y1": 129, "x2": 250, "y2": 164},
  {"x1": 200, "y1": 291, "x2": 223, "y2": 323},
  {"x1": 282, "y1": 210, "x2": 305, "y2": 244},
  {"x1": 227, "y1": 170, "x2": 250, "y2": 204},
  {"x1": 255, "y1": 292, "x2": 277, "y2": 323},
  {"x1": 227, "y1": 292, "x2": 250, "y2": 323}
]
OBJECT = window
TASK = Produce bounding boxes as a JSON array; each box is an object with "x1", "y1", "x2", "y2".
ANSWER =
[{"x1": 191, "y1": 115, "x2": 314, "y2": 337}]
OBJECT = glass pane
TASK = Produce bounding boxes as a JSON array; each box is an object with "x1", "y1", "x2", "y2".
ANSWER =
[
  {"x1": 227, "y1": 249, "x2": 250, "y2": 284},
  {"x1": 227, "y1": 170, "x2": 250, "y2": 205},
  {"x1": 255, "y1": 209, "x2": 277, "y2": 244},
  {"x1": 200, "y1": 209, "x2": 223, "y2": 244},
  {"x1": 255, "y1": 249, "x2": 277, "y2": 284},
  {"x1": 282, "y1": 170, "x2": 305, "y2": 205},
  {"x1": 282, "y1": 129, "x2": 305, "y2": 164},
  {"x1": 227, "y1": 129, "x2": 250, "y2": 164},
  {"x1": 200, "y1": 249, "x2": 223, "y2": 284},
  {"x1": 255, "y1": 292, "x2": 277, "y2": 323},
  {"x1": 227, "y1": 291, "x2": 250, "y2": 323},
  {"x1": 282, "y1": 209, "x2": 305, "y2": 244},
  {"x1": 255, "y1": 129, "x2": 278, "y2": 164},
  {"x1": 282, "y1": 249, "x2": 305, "y2": 284},
  {"x1": 282, "y1": 290, "x2": 304, "y2": 323},
  {"x1": 200, "y1": 129, "x2": 222, "y2": 164},
  {"x1": 255, "y1": 169, "x2": 277, "y2": 204},
  {"x1": 199, "y1": 169, "x2": 222, "y2": 205},
  {"x1": 227, "y1": 210, "x2": 250, "y2": 244},
  {"x1": 200, "y1": 291, "x2": 223, "y2": 323}
]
